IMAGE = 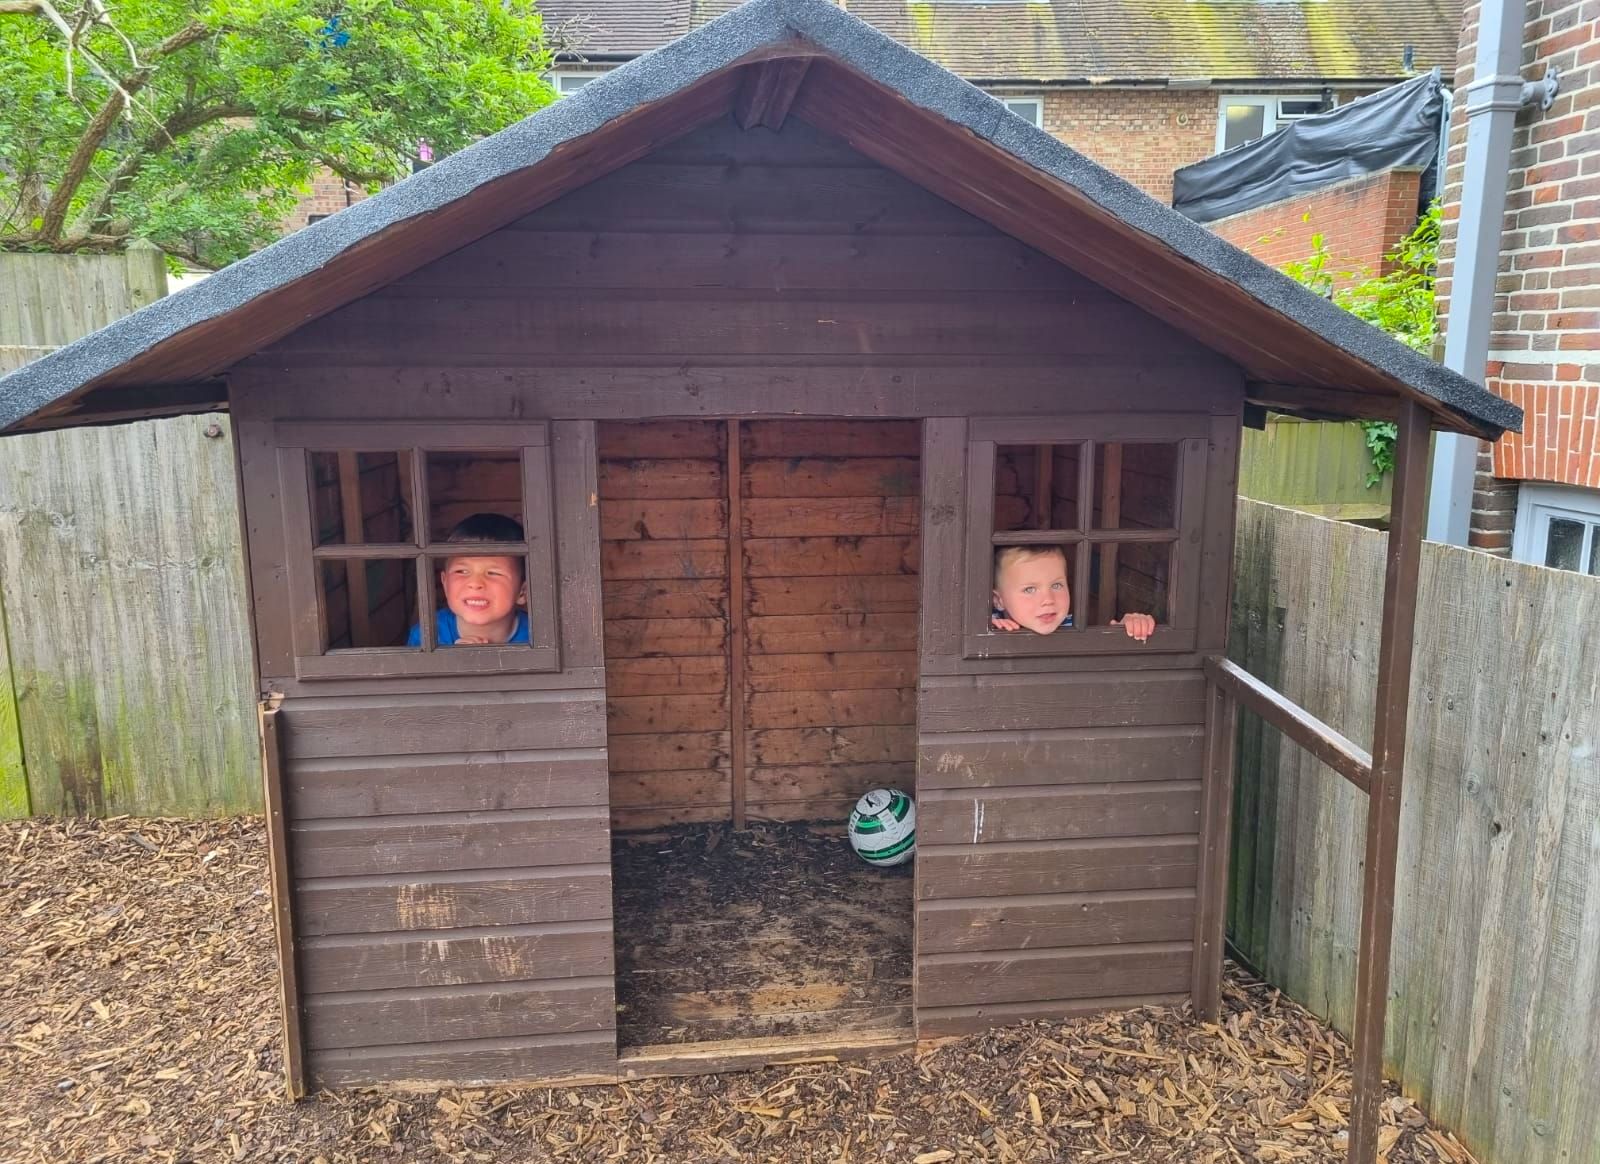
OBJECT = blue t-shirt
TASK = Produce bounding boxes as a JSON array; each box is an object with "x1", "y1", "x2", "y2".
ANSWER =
[{"x1": 407, "y1": 609, "x2": 530, "y2": 646}]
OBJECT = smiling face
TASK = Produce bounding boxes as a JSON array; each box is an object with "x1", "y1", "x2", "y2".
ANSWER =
[
  {"x1": 439, "y1": 553, "x2": 526, "y2": 641},
  {"x1": 993, "y1": 547, "x2": 1070, "y2": 635}
]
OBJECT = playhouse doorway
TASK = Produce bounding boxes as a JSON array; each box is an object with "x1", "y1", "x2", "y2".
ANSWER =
[{"x1": 598, "y1": 419, "x2": 920, "y2": 1050}]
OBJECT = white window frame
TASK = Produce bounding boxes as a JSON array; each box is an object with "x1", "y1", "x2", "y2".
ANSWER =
[
  {"x1": 987, "y1": 93, "x2": 1044, "y2": 128},
  {"x1": 1214, "y1": 93, "x2": 1329, "y2": 153},
  {"x1": 550, "y1": 70, "x2": 608, "y2": 97},
  {"x1": 1512, "y1": 482, "x2": 1600, "y2": 574}
]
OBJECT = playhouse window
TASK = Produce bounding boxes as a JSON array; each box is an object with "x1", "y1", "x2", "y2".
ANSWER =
[
  {"x1": 277, "y1": 421, "x2": 559, "y2": 679},
  {"x1": 965, "y1": 416, "x2": 1208, "y2": 658}
]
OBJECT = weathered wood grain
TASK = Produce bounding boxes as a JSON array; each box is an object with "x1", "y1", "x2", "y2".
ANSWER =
[
  {"x1": 286, "y1": 752, "x2": 609, "y2": 818},
  {"x1": 295, "y1": 865, "x2": 612, "y2": 936},
  {"x1": 917, "y1": 943, "x2": 1192, "y2": 1009},
  {"x1": 918, "y1": 672, "x2": 1206, "y2": 733},
  {"x1": 916, "y1": 889, "x2": 1196, "y2": 952},
  {"x1": 917, "y1": 726, "x2": 1205, "y2": 789},
  {"x1": 310, "y1": 1029, "x2": 615, "y2": 1088},
  {"x1": 290, "y1": 809, "x2": 611, "y2": 878},
  {"x1": 917, "y1": 782, "x2": 1202, "y2": 844},
  {"x1": 746, "y1": 575, "x2": 919, "y2": 616},
  {"x1": 305, "y1": 977, "x2": 615, "y2": 1050},
  {"x1": 298, "y1": 921, "x2": 614, "y2": 993},
  {"x1": 282, "y1": 690, "x2": 606, "y2": 759}
]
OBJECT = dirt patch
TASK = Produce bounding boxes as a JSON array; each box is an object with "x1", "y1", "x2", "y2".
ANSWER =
[{"x1": 1, "y1": 817, "x2": 1477, "y2": 1163}]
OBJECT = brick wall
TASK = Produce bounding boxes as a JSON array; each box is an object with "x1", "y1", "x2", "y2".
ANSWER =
[
  {"x1": 283, "y1": 171, "x2": 371, "y2": 234},
  {"x1": 1209, "y1": 168, "x2": 1425, "y2": 284},
  {"x1": 1435, "y1": 0, "x2": 1600, "y2": 553}
]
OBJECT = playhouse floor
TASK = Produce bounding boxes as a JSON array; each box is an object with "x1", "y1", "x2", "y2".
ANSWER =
[{"x1": 611, "y1": 821, "x2": 914, "y2": 1049}]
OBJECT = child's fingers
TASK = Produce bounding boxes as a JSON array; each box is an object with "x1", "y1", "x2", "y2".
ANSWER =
[{"x1": 990, "y1": 616, "x2": 1020, "y2": 631}]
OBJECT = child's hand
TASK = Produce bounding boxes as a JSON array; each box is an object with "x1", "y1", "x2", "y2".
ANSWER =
[
  {"x1": 1112, "y1": 613, "x2": 1155, "y2": 642},
  {"x1": 990, "y1": 614, "x2": 1021, "y2": 632},
  {"x1": 455, "y1": 633, "x2": 493, "y2": 645}
]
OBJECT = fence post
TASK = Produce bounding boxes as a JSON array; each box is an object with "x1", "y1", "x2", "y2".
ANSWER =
[
  {"x1": 123, "y1": 239, "x2": 168, "y2": 311},
  {"x1": 0, "y1": 576, "x2": 27, "y2": 818}
]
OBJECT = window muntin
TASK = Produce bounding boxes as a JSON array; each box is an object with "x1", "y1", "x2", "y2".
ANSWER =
[
  {"x1": 276, "y1": 422, "x2": 559, "y2": 679},
  {"x1": 966, "y1": 417, "x2": 1208, "y2": 657}
]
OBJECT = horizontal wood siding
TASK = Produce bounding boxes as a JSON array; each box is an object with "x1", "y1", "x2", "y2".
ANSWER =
[
  {"x1": 273, "y1": 422, "x2": 615, "y2": 1088},
  {"x1": 598, "y1": 421, "x2": 730, "y2": 830},
  {"x1": 915, "y1": 422, "x2": 1208, "y2": 1038}
]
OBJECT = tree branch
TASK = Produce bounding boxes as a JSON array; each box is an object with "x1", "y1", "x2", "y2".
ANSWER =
[
  {"x1": 35, "y1": 18, "x2": 210, "y2": 243},
  {"x1": 75, "y1": 102, "x2": 252, "y2": 234}
]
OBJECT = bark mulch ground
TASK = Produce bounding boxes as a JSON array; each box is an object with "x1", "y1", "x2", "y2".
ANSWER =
[{"x1": 2, "y1": 817, "x2": 1478, "y2": 1164}]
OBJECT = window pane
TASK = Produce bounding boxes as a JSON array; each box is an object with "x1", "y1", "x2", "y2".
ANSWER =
[
  {"x1": 1223, "y1": 104, "x2": 1266, "y2": 150},
  {"x1": 1546, "y1": 518, "x2": 1584, "y2": 571},
  {"x1": 310, "y1": 451, "x2": 415, "y2": 547},
  {"x1": 320, "y1": 558, "x2": 418, "y2": 649},
  {"x1": 1278, "y1": 98, "x2": 1323, "y2": 117},
  {"x1": 1089, "y1": 542, "x2": 1171, "y2": 625},
  {"x1": 1004, "y1": 99, "x2": 1042, "y2": 127},
  {"x1": 429, "y1": 553, "x2": 532, "y2": 646},
  {"x1": 427, "y1": 451, "x2": 523, "y2": 543},
  {"x1": 1094, "y1": 442, "x2": 1179, "y2": 530},
  {"x1": 995, "y1": 443, "x2": 1081, "y2": 532},
  {"x1": 1590, "y1": 526, "x2": 1600, "y2": 577}
]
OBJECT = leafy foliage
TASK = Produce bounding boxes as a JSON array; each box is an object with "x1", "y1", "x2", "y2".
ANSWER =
[
  {"x1": 0, "y1": 0, "x2": 555, "y2": 267},
  {"x1": 1277, "y1": 203, "x2": 1441, "y2": 487}
]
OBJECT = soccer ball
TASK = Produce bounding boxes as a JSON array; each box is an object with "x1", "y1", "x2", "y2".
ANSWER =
[{"x1": 848, "y1": 788, "x2": 916, "y2": 867}]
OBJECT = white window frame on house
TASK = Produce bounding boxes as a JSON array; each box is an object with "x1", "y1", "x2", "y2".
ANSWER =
[
  {"x1": 1512, "y1": 483, "x2": 1600, "y2": 575},
  {"x1": 550, "y1": 70, "x2": 609, "y2": 97},
  {"x1": 987, "y1": 93, "x2": 1044, "y2": 128},
  {"x1": 1214, "y1": 93, "x2": 1329, "y2": 153}
]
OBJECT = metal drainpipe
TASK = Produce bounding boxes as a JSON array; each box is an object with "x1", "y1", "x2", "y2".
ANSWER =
[{"x1": 1426, "y1": 0, "x2": 1558, "y2": 544}]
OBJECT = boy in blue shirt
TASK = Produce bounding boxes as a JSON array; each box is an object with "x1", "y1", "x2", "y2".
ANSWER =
[{"x1": 407, "y1": 513, "x2": 531, "y2": 646}]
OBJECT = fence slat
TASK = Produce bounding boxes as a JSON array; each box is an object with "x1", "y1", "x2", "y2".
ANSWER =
[{"x1": 1228, "y1": 499, "x2": 1600, "y2": 1164}]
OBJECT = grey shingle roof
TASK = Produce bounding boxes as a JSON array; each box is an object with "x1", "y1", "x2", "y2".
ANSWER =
[
  {"x1": 544, "y1": 0, "x2": 1463, "y2": 82},
  {"x1": 0, "y1": 0, "x2": 1517, "y2": 437}
]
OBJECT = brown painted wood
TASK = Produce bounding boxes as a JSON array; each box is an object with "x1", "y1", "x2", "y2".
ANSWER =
[
  {"x1": 918, "y1": 672, "x2": 1205, "y2": 733},
  {"x1": 602, "y1": 540, "x2": 727, "y2": 581},
  {"x1": 290, "y1": 809, "x2": 611, "y2": 878},
  {"x1": 597, "y1": 419, "x2": 723, "y2": 458},
  {"x1": 743, "y1": 419, "x2": 922, "y2": 457},
  {"x1": 1096, "y1": 443, "x2": 1121, "y2": 624},
  {"x1": 750, "y1": 725, "x2": 916, "y2": 766},
  {"x1": 604, "y1": 656, "x2": 727, "y2": 697},
  {"x1": 746, "y1": 651, "x2": 917, "y2": 692},
  {"x1": 746, "y1": 688, "x2": 915, "y2": 729},
  {"x1": 1347, "y1": 398, "x2": 1431, "y2": 1164},
  {"x1": 603, "y1": 578, "x2": 728, "y2": 620},
  {"x1": 744, "y1": 762, "x2": 915, "y2": 804},
  {"x1": 310, "y1": 1029, "x2": 615, "y2": 1089},
  {"x1": 734, "y1": 57, "x2": 812, "y2": 131},
  {"x1": 917, "y1": 726, "x2": 1205, "y2": 789},
  {"x1": 742, "y1": 495, "x2": 919, "y2": 537},
  {"x1": 305, "y1": 978, "x2": 615, "y2": 1050},
  {"x1": 914, "y1": 838, "x2": 1194, "y2": 901},
  {"x1": 745, "y1": 457, "x2": 919, "y2": 499},
  {"x1": 916, "y1": 889, "x2": 1195, "y2": 952},
  {"x1": 917, "y1": 943, "x2": 1192, "y2": 1009},
  {"x1": 917, "y1": 783, "x2": 1202, "y2": 844},
  {"x1": 599, "y1": 458, "x2": 725, "y2": 500},
  {"x1": 1190, "y1": 681, "x2": 1240, "y2": 1021},
  {"x1": 606, "y1": 693, "x2": 730, "y2": 735},
  {"x1": 281, "y1": 690, "x2": 606, "y2": 759},
  {"x1": 728, "y1": 420, "x2": 749, "y2": 829},
  {"x1": 747, "y1": 575, "x2": 918, "y2": 615},
  {"x1": 608, "y1": 732, "x2": 730, "y2": 774},
  {"x1": 298, "y1": 921, "x2": 614, "y2": 993},
  {"x1": 747, "y1": 612, "x2": 918, "y2": 654},
  {"x1": 334, "y1": 452, "x2": 373, "y2": 645},
  {"x1": 603, "y1": 617, "x2": 727, "y2": 658},
  {"x1": 259, "y1": 702, "x2": 306, "y2": 1098},
  {"x1": 915, "y1": 993, "x2": 1188, "y2": 1038},
  {"x1": 601, "y1": 498, "x2": 726, "y2": 540},
  {"x1": 1203, "y1": 656, "x2": 1372, "y2": 792},
  {"x1": 295, "y1": 865, "x2": 612, "y2": 937},
  {"x1": 286, "y1": 752, "x2": 609, "y2": 818},
  {"x1": 610, "y1": 770, "x2": 731, "y2": 810}
]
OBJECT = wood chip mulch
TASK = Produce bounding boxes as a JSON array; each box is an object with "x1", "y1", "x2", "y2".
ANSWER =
[{"x1": 1, "y1": 817, "x2": 1478, "y2": 1164}]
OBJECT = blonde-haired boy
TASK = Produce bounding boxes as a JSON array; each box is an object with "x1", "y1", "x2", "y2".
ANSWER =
[{"x1": 991, "y1": 544, "x2": 1155, "y2": 642}]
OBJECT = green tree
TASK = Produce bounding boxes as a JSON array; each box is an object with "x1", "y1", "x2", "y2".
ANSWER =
[
  {"x1": 0, "y1": 0, "x2": 555, "y2": 267},
  {"x1": 1278, "y1": 203, "x2": 1442, "y2": 486}
]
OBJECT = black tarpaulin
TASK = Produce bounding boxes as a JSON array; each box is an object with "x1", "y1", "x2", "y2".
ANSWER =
[{"x1": 1172, "y1": 71, "x2": 1445, "y2": 224}]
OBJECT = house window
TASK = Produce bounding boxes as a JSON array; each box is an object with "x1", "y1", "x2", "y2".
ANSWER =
[
  {"x1": 989, "y1": 94, "x2": 1044, "y2": 128},
  {"x1": 963, "y1": 416, "x2": 1210, "y2": 658},
  {"x1": 1512, "y1": 484, "x2": 1600, "y2": 576},
  {"x1": 551, "y1": 71, "x2": 607, "y2": 97},
  {"x1": 275, "y1": 421, "x2": 560, "y2": 679},
  {"x1": 1215, "y1": 94, "x2": 1330, "y2": 153}
]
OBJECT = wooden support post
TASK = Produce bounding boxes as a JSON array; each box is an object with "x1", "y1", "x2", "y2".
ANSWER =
[
  {"x1": 1097, "y1": 442, "x2": 1122, "y2": 624},
  {"x1": 1346, "y1": 399, "x2": 1430, "y2": 1164},
  {"x1": 1191, "y1": 675, "x2": 1239, "y2": 1019},
  {"x1": 727, "y1": 420, "x2": 748, "y2": 830},
  {"x1": 259, "y1": 699, "x2": 306, "y2": 1098},
  {"x1": 336, "y1": 452, "x2": 372, "y2": 646}
]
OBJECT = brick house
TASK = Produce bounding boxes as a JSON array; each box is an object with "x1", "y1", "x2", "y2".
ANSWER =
[
  {"x1": 1435, "y1": 0, "x2": 1600, "y2": 570},
  {"x1": 540, "y1": 0, "x2": 1463, "y2": 204}
]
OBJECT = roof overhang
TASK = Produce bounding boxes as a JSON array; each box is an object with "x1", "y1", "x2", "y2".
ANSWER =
[{"x1": 0, "y1": 0, "x2": 1520, "y2": 440}]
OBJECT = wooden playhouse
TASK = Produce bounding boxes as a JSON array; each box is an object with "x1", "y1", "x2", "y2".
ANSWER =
[{"x1": 0, "y1": 0, "x2": 1517, "y2": 1147}]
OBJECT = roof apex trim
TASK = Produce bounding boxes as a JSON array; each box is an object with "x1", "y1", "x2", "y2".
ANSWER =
[{"x1": 0, "y1": 0, "x2": 1519, "y2": 437}]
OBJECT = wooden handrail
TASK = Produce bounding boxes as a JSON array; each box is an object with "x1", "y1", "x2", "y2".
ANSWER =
[{"x1": 1202, "y1": 656, "x2": 1372, "y2": 794}]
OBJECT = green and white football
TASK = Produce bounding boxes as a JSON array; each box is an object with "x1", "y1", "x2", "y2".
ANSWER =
[{"x1": 847, "y1": 788, "x2": 916, "y2": 867}]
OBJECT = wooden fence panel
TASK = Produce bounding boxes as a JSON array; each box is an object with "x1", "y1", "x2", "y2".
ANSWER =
[
  {"x1": 0, "y1": 250, "x2": 260, "y2": 817},
  {"x1": 1228, "y1": 499, "x2": 1600, "y2": 1164},
  {"x1": 1237, "y1": 417, "x2": 1391, "y2": 522}
]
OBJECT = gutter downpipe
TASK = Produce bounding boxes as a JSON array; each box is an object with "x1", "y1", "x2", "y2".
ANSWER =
[{"x1": 1426, "y1": 1, "x2": 1557, "y2": 544}]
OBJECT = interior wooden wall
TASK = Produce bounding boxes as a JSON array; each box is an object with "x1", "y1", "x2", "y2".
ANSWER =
[{"x1": 741, "y1": 419, "x2": 919, "y2": 824}]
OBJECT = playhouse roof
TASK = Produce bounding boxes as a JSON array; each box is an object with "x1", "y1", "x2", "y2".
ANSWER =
[{"x1": 0, "y1": 0, "x2": 1519, "y2": 439}]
